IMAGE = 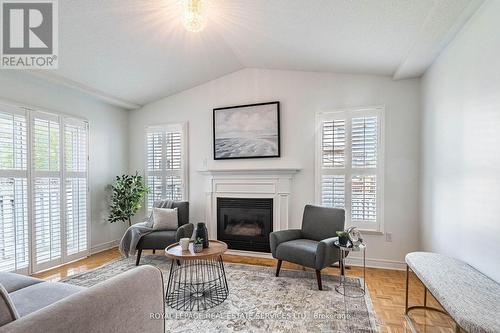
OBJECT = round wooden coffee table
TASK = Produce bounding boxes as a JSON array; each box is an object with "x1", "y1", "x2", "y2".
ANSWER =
[{"x1": 164, "y1": 240, "x2": 229, "y2": 311}]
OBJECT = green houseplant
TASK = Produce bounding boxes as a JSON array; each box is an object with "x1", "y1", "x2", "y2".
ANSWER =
[
  {"x1": 336, "y1": 231, "x2": 350, "y2": 247},
  {"x1": 108, "y1": 172, "x2": 149, "y2": 227}
]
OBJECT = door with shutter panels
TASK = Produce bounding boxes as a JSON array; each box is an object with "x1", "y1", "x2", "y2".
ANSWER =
[{"x1": 0, "y1": 104, "x2": 89, "y2": 273}]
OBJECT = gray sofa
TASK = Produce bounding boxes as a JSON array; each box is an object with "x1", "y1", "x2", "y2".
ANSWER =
[
  {"x1": 136, "y1": 200, "x2": 194, "y2": 265},
  {"x1": 270, "y1": 205, "x2": 345, "y2": 290},
  {"x1": 0, "y1": 266, "x2": 165, "y2": 333}
]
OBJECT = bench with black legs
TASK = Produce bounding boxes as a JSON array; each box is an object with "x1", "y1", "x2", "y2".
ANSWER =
[{"x1": 405, "y1": 252, "x2": 500, "y2": 333}]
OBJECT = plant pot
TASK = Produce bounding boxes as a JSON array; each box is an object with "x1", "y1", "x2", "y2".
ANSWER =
[
  {"x1": 339, "y1": 235, "x2": 349, "y2": 247},
  {"x1": 195, "y1": 223, "x2": 209, "y2": 248},
  {"x1": 193, "y1": 243, "x2": 203, "y2": 253}
]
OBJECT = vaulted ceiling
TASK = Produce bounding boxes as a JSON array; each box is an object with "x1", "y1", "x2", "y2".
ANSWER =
[{"x1": 30, "y1": 0, "x2": 485, "y2": 108}]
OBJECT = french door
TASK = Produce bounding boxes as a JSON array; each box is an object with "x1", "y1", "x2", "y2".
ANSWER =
[{"x1": 0, "y1": 104, "x2": 89, "y2": 274}]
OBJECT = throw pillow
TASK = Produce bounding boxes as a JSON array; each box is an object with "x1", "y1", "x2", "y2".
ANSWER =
[
  {"x1": 152, "y1": 207, "x2": 178, "y2": 231},
  {"x1": 0, "y1": 284, "x2": 18, "y2": 327}
]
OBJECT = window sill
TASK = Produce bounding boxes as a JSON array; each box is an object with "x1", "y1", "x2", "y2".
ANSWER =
[{"x1": 357, "y1": 229, "x2": 384, "y2": 235}]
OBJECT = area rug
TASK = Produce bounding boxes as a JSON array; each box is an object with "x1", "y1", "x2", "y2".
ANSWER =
[{"x1": 62, "y1": 255, "x2": 379, "y2": 332}]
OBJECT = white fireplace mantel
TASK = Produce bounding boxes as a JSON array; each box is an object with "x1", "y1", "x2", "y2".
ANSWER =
[
  {"x1": 198, "y1": 167, "x2": 301, "y2": 176},
  {"x1": 198, "y1": 167, "x2": 301, "y2": 244}
]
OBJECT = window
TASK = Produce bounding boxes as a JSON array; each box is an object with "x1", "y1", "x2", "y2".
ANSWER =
[
  {"x1": 316, "y1": 107, "x2": 384, "y2": 232},
  {"x1": 146, "y1": 123, "x2": 188, "y2": 212},
  {"x1": 0, "y1": 102, "x2": 89, "y2": 273}
]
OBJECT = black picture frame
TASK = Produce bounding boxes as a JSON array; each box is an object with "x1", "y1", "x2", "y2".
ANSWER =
[{"x1": 213, "y1": 101, "x2": 281, "y2": 160}]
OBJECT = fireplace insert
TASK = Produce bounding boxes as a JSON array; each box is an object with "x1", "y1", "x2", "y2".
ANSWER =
[{"x1": 217, "y1": 197, "x2": 273, "y2": 252}]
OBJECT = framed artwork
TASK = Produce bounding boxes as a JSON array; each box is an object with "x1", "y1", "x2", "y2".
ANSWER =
[{"x1": 213, "y1": 101, "x2": 280, "y2": 160}]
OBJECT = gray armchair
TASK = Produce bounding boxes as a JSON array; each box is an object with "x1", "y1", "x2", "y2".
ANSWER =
[
  {"x1": 135, "y1": 200, "x2": 194, "y2": 265},
  {"x1": 270, "y1": 205, "x2": 345, "y2": 290}
]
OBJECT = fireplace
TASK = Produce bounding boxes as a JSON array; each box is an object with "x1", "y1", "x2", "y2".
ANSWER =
[{"x1": 217, "y1": 197, "x2": 273, "y2": 252}]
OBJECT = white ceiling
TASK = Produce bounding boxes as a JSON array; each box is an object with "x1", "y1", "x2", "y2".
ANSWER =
[{"x1": 36, "y1": 0, "x2": 485, "y2": 108}]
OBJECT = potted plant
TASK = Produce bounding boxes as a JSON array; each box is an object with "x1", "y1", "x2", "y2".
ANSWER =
[
  {"x1": 193, "y1": 238, "x2": 204, "y2": 253},
  {"x1": 108, "y1": 172, "x2": 149, "y2": 228},
  {"x1": 336, "y1": 231, "x2": 350, "y2": 247}
]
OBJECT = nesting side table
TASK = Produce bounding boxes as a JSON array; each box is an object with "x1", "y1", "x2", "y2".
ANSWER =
[
  {"x1": 164, "y1": 240, "x2": 229, "y2": 311},
  {"x1": 334, "y1": 240, "x2": 366, "y2": 298}
]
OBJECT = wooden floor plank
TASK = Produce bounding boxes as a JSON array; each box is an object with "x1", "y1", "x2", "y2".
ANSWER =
[{"x1": 34, "y1": 248, "x2": 456, "y2": 332}]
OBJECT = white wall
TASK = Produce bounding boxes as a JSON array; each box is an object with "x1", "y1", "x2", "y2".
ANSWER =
[
  {"x1": 421, "y1": 0, "x2": 500, "y2": 282},
  {"x1": 129, "y1": 68, "x2": 421, "y2": 268},
  {"x1": 0, "y1": 70, "x2": 129, "y2": 252}
]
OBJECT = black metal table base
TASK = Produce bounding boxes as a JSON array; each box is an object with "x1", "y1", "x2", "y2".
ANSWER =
[{"x1": 166, "y1": 255, "x2": 229, "y2": 311}]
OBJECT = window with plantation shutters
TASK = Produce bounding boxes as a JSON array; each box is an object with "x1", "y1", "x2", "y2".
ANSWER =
[
  {"x1": 0, "y1": 102, "x2": 89, "y2": 273},
  {"x1": 316, "y1": 107, "x2": 384, "y2": 231},
  {"x1": 0, "y1": 108, "x2": 28, "y2": 273},
  {"x1": 146, "y1": 123, "x2": 188, "y2": 212}
]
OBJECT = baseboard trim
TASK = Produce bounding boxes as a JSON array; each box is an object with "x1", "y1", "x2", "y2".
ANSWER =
[
  {"x1": 226, "y1": 249, "x2": 273, "y2": 259},
  {"x1": 344, "y1": 257, "x2": 406, "y2": 271},
  {"x1": 225, "y1": 249, "x2": 406, "y2": 270},
  {"x1": 90, "y1": 239, "x2": 120, "y2": 255}
]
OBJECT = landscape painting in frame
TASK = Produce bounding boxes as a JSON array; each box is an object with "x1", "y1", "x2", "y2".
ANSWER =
[{"x1": 213, "y1": 101, "x2": 280, "y2": 160}]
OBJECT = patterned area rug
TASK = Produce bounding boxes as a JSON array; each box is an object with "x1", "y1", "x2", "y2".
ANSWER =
[{"x1": 62, "y1": 255, "x2": 378, "y2": 332}]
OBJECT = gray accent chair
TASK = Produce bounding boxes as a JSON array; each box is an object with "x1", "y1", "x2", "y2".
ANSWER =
[
  {"x1": 0, "y1": 266, "x2": 165, "y2": 333},
  {"x1": 135, "y1": 200, "x2": 194, "y2": 266},
  {"x1": 270, "y1": 205, "x2": 345, "y2": 290}
]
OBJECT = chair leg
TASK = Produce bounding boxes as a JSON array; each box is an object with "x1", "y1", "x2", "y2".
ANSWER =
[
  {"x1": 136, "y1": 249, "x2": 142, "y2": 266},
  {"x1": 152, "y1": 249, "x2": 156, "y2": 254},
  {"x1": 316, "y1": 270, "x2": 323, "y2": 290},
  {"x1": 275, "y1": 259, "x2": 282, "y2": 277}
]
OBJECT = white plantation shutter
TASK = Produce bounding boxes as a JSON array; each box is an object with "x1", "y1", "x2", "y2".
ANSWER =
[
  {"x1": 0, "y1": 111, "x2": 27, "y2": 170},
  {"x1": 64, "y1": 119, "x2": 88, "y2": 258},
  {"x1": 351, "y1": 175, "x2": 377, "y2": 221},
  {"x1": 146, "y1": 176, "x2": 162, "y2": 210},
  {"x1": 321, "y1": 175, "x2": 345, "y2": 208},
  {"x1": 0, "y1": 178, "x2": 28, "y2": 272},
  {"x1": 317, "y1": 107, "x2": 384, "y2": 231},
  {"x1": 352, "y1": 117, "x2": 377, "y2": 168},
  {"x1": 34, "y1": 177, "x2": 61, "y2": 264},
  {"x1": 166, "y1": 175, "x2": 183, "y2": 201},
  {"x1": 65, "y1": 178, "x2": 87, "y2": 256},
  {"x1": 33, "y1": 117, "x2": 60, "y2": 172},
  {"x1": 146, "y1": 123, "x2": 187, "y2": 212},
  {"x1": 322, "y1": 120, "x2": 345, "y2": 167},
  {"x1": 0, "y1": 108, "x2": 29, "y2": 272},
  {"x1": 32, "y1": 113, "x2": 62, "y2": 269}
]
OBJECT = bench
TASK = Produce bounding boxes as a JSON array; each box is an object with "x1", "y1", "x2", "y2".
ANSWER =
[{"x1": 405, "y1": 252, "x2": 500, "y2": 333}]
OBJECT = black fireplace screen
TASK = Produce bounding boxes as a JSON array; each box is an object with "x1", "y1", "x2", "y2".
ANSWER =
[{"x1": 217, "y1": 198, "x2": 273, "y2": 252}]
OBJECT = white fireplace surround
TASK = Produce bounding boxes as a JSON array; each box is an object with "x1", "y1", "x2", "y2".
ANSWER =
[{"x1": 198, "y1": 168, "x2": 301, "y2": 248}]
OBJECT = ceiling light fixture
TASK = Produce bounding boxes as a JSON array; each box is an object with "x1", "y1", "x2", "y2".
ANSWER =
[{"x1": 182, "y1": 0, "x2": 206, "y2": 33}]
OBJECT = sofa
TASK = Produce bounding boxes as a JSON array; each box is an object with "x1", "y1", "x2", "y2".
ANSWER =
[{"x1": 0, "y1": 265, "x2": 165, "y2": 333}]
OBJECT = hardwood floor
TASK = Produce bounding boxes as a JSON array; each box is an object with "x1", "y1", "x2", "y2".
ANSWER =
[{"x1": 34, "y1": 248, "x2": 456, "y2": 333}]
